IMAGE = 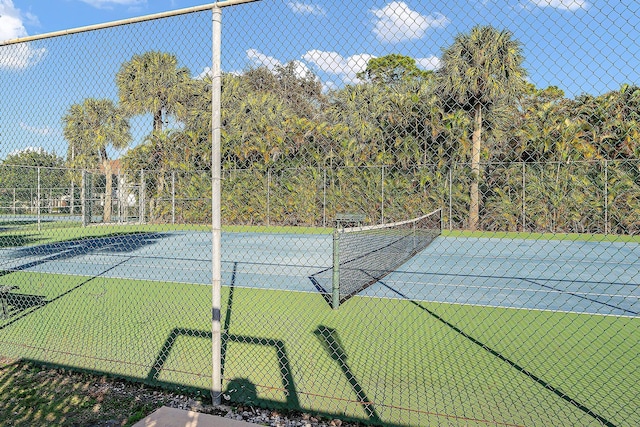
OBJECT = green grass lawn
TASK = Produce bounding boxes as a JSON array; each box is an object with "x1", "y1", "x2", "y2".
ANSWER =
[
  {"x1": 0, "y1": 220, "x2": 331, "y2": 249},
  {"x1": 3, "y1": 216, "x2": 640, "y2": 249},
  {"x1": 1, "y1": 270, "x2": 637, "y2": 426}
]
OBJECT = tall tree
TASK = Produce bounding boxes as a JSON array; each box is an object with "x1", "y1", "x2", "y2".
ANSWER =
[
  {"x1": 324, "y1": 83, "x2": 388, "y2": 166},
  {"x1": 357, "y1": 54, "x2": 432, "y2": 87},
  {"x1": 437, "y1": 25, "x2": 527, "y2": 230},
  {"x1": 115, "y1": 51, "x2": 190, "y2": 132},
  {"x1": 63, "y1": 98, "x2": 131, "y2": 222},
  {"x1": 576, "y1": 84, "x2": 640, "y2": 160}
]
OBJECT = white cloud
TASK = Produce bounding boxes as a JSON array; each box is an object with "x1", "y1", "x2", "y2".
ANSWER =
[
  {"x1": 302, "y1": 50, "x2": 441, "y2": 85},
  {"x1": 247, "y1": 49, "x2": 316, "y2": 81},
  {"x1": 78, "y1": 0, "x2": 146, "y2": 9},
  {"x1": 0, "y1": 43, "x2": 46, "y2": 69},
  {"x1": 302, "y1": 50, "x2": 373, "y2": 84},
  {"x1": 529, "y1": 0, "x2": 588, "y2": 11},
  {"x1": 8, "y1": 146, "x2": 46, "y2": 157},
  {"x1": 290, "y1": 60, "x2": 314, "y2": 79},
  {"x1": 196, "y1": 66, "x2": 212, "y2": 80},
  {"x1": 247, "y1": 48, "x2": 282, "y2": 71},
  {"x1": 322, "y1": 80, "x2": 339, "y2": 92},
  {"x1": 0, "y1": 0, "x2": 46, "y2": 69},
  {"x1": 287, "y1": 2, "x2": 327, "y2": 16},
  {"x1": 19, "y1": 121, "x2": 55, "y2": 136},
  {"x1": 0, "y1": 0, "x2": 27, "y2": 40},
  {"x1": 247, "y1": 49, "x2": 436, "y2": 89},
  {"x1": 416, "y1": 56, "x2": 441, "y2": 70},
  {"x1": 371, "y1": 2, "x2": 449, "y2": 44},
  {"x1": 302, "y1": 50, "x2": 342, "y2": 73}
]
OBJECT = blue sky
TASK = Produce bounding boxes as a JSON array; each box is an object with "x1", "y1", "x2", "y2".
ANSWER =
[{"x1": 1, "y1": 0, "x2": 639, "y2": 159}]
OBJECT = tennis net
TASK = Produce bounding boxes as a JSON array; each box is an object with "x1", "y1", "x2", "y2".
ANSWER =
[{"x1": 329, "y1": 209, "x2": 442, "y2": 308}]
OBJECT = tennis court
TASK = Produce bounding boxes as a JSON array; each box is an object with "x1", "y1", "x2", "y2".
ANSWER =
[
  {"x1": 1, "y1": 227, "x2": 637, "y2": 316},
  {"x1": 1, "y1": 220, "x2": 638, "y2": 426}
]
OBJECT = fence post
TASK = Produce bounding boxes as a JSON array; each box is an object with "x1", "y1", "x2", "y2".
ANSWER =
[
  {"x1": 139, "y1": 169, "x2": 145, "y2": 224},
  {"x1": 381, "y1": 165, "x2": 385, "y2": 224},
  {"x1": 117, "y1": 172, "x2": 122, "y2": 223},
  {"x1": 172, "y1": 170, "x2": 176, "y2": 225},
  {"x1": 323, "y1": 167, "x2": 327, "y2": 228},
  {"x1": 332, "y1": 229, "x2": 340, "y2": 309},
  {"x1": 449, "y1": 167, "x2": 453, "y2": 231},
  {"x1": 211, "y1": 4, "x2": 223, "y2": 407},
  {"x1": 70, "y1": 180, "x2": 75, "y2": 216},
  {"x1": 123, "y1": 173, "x2": 129, "y2": 223},
  {"x1": 81, "y1": 170, "x2": 88, "y2": 227},
  {"x1": 267, "y1": 168, "x2": 271, "y2": 226},
  {"x1": 604, "y1": 159, "x2": 609, "y2": 235},
  {"x1": 37, "y1": 167, "x2": 41, "y2": 231},
  {"x1": 522, "y1": 162, "x2": 526, "y2": 231}
]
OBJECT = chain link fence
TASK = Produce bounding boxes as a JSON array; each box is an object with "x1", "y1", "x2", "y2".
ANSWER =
[{"x1": 1, "y1": 1, "x2": 638, "y2": 426}]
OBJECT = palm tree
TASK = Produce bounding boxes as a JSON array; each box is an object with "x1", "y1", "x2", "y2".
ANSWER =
[
  {"x1": 437, "y1": 25, "x2": 528, "y2": 230},
  {"x1": 115, "y1": 51, "x2": 190, "y2": 132},
  {"x1": 63, "y1": 98, "x2": 132, "y2": 222},
  {"x1": 324, "y1": 83, "x2": 388, "y2": 166}
]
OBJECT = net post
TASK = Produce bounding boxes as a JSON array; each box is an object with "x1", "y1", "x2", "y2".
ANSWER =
[{"x1": 332, "y1": 229, "x2": 340, "y2": 309}]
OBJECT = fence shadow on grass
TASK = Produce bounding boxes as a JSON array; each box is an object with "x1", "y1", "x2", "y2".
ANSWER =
[
  {"x1": 148, "y1": 262, "x2": 300, "y2": 410},
  {"x1": 0, "y1": 219, "x2": 47, "y2": 233},
  {"x1": 0, "y1": 234, "x2": 43, "y2": 248},
  {"x1": 314, "y1": 325, "x2": 382, "y2": 425},
  {"x1": 6, "y1": 231, "x2": 172, "y2": 260},
  {"x1": 378, "y1": 280, "x2": 616, "y2": 427},
  {"x1": 0, "y1": 232, "x2": 167, "y2": 328},
  {"x1": 1, "y1": 232, "x2": 174, "y2": 283},
  {"x1": 146, "y1": 327, "x2": 301, "y2": 410}
]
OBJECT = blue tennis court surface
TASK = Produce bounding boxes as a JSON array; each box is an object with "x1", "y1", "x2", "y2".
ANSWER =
[{"x1": 0, "y1": 231, "x2": 638, "y2": 316}]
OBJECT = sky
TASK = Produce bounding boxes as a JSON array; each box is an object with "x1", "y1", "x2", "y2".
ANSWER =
[{"x1": 1, "y1": 0, "x2": 639, "y2": 159}]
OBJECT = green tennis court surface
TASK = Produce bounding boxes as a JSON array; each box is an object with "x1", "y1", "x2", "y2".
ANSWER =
[
  {"x1": 0, "y1": 272, "x2": 636, "y2": 426},
  {"x1": 0, "y1": 223, "x2": 638, "y2": 426}
]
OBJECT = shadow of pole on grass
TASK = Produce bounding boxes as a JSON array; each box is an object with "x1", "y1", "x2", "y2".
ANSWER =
[
  {"x1": 314, "y1": 326, "x2": 381, "y2": 424},
  {"x1": 146, "y1": 328, "x2": 299, "y2": 410},
  {"x1": 146, "y1": 260, "x2": 298, "y2": 408}
]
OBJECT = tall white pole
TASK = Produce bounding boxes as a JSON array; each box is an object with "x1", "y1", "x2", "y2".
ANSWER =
[{"x1": 211, "y1": 4, "x2": 223, "y2": 406}]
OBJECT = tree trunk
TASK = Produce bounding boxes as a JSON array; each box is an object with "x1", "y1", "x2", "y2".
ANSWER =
[
  {"x1": 469, "y1": 103, "x2": 482, "y2": 231},
  {"x1": 154, "y1": 110, "x2": 163, "y2": 132}
]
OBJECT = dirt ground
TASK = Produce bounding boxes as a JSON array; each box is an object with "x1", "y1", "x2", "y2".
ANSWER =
[{"x1": 0, "y1": 357, "x2": 360, "y2": 427}]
